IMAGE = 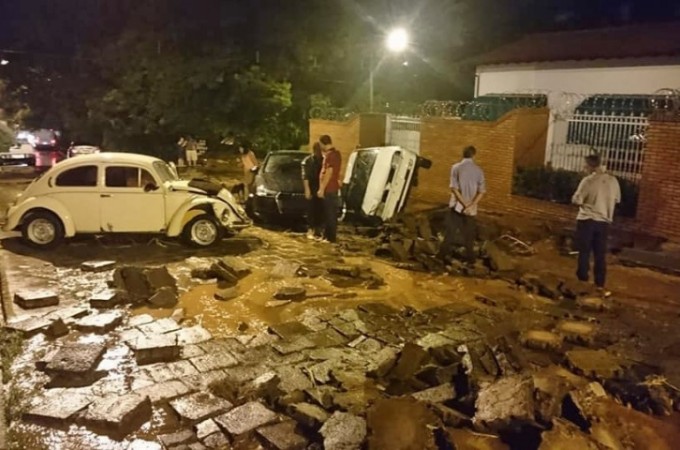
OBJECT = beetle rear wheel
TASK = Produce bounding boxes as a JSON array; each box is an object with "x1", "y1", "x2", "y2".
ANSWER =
[{"x1": 21, "y1": 211, "x2": 64, "y2": 249}]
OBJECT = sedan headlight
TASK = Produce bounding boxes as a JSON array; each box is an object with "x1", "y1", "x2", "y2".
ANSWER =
[{"x1": 255, "y1": 185, "x2": 276, "y2": 196}]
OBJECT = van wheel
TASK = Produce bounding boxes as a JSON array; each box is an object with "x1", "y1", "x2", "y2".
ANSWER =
[
  {"x1": 182, "y1": 214, "x2": 223, "y2": 247},
  {"x1": 21, "y1": 211, "x2": 64, "y2": 249}
]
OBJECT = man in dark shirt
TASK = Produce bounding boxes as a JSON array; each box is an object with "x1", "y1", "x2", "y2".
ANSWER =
[
  {"x1": 302, "y1": 142, "x2": 325, "y2": 239},
  {"x1": 317, "y1": 135, "x2": 342, "y2": 243}
]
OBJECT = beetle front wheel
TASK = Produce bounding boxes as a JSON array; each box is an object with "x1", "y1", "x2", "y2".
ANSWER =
[{"x1": 182, "y1": 214, "x2": 223, "y2": 247}]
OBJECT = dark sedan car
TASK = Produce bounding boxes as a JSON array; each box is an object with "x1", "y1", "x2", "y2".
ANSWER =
[{"x1": 248, "y1": 150, "x2": 308, "y2": 222}]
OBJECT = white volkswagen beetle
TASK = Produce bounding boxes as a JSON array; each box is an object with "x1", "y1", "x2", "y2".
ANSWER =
[{"x1": 3, "y1": 153, "x2": 251, "y2": 248}]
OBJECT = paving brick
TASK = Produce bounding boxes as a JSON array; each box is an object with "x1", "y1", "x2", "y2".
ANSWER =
[
  {"x1": 257, "y1": 420, "x2": 309, "y2": 450},
  {"x1": 190, "y1": 352, "x2": 238, "y2": 372},
  {"x1": 76, "y1": 311, "x2": 125, "y2": 333},
  {"x1": 127, "y1": 334, "x2": 180, "y2": 365},
  {"x1": 83, "y1": 392, "x2": 152, "y2": 435},
  {"x1": 23, "y1": 392, "x2": 92, "y2": 424},
  {"x1": 171, "y1": 392, "x2": 234, "y2": 424},
  {"x1": 14, "y1": 290, "x2": 59, "y2": 309},
  {"x1": 215, "y1": 401, "x2": 278, "y2": 436}
]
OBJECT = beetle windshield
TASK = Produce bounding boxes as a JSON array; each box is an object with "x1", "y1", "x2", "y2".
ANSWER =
[{"x1": 153, "y1": 161, "x2": 179, "y2": 183}]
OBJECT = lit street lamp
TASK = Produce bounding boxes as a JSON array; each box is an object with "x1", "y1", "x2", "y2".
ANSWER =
[
  {"x1": 0, "y1": 59, "x2": 9, "y2": 66},
  {"x1": 370, "y1": 28, "x2": 409, "y2": 112}
]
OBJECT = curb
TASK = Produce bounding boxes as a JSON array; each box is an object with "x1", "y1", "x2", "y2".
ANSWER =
[{"x1": 0, "y1": 257, "x2": 9, "y2": 449}]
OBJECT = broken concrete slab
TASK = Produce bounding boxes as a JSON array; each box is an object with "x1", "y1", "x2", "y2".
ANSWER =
[
  {"x1": 389, "y1": 343, "x2": 431, "y2": 381},
  {"x1": 557, "y1": 321, "x2": 597, "y2": 346},
  {"x1": 170, "y1": 325, "x2": 212, "y2": 346},
  {"x1": 289, "y1": 402, "x2": 330, "y2": 428},
  {"x1": 305, "y1": 386, "x2": 337, "y2": 410},
  {"x1": 138, "y1": 318, "x2": 180, "y2": 335},
  {"x1": 257, "y1": 420, "x2": 309, "y2": 450},
  {"x1": 446, "y1": 428, "x2": 509, "y2": 450},
  {"x1": 148, "y1": 286, "x2": 178, "y2": 308},
  {"x1": 5, "y1": 316, "x2": 52, "y2": 336},
  {"x1": 214, "y1": 401, "x2": 278, "y2": 436},
  {"x1": 44, "y1": 343, "x2": 106, "y2": 387},
  {"x1": 46, "y1": 317, "x2": 69, "y2": 338},
  {"x1": 577, "y1": 296, "x2": 612, "y2": 312},
  {"x1": 273, "y1": 336, "x2": 315, "y2": 355},
  {"x1": 565, "y1": 349, "x2": 624, "y2": 380},
  {"x1": 83, "y1": 392, "x2": 152, "y2": 436},
  {"x1": 158, "y1": 429, "x2": 197, "y2": 448},
  {"x1": 430, "y1": 404, "x2": 472, "y2": 428},
  {"x1": 367, "y1": 347, "x2": 400, "y2": 378},
  {"x1": 219, "y1": 256, "x2": 252, "y2": 279},
  {"x1": 210, "y1": 261, "x2": 239, "y2": 285},
  {"x1": 274, "y1": 287, "x2": 307, "y2": 301},
  {"x1": 271, "y1": 261, "x2": 301, "y2": 279},
  {"x1": 538, "y1": 418, "x2": 602, "y2": 450},
  {"x1": 268, "y1": 321, "x2": 312, "y2": 341},
  {"x1": 485, "y1": 242, "x2": 516, "y2": 272},
  {"x1": 411, "y1": 383, "x2": 456, "y2": 404},
  {"x1": 202, "y1": 431, "x2": 230, "y2": 448},
  {"x1": 134, "y1": 380, "x2": 194, "y2": 403},
  {"x1": 127, "y1": 334, "x2": 180, "y2": 365},
  {"x1": 89, "y1": 290, "x2": 121, "y2": 309},
  {"x1": 14, "y1": 290, "x2": 59, "y2": 309},
  {"x1": 415, "y1": 364, "x2": 459, "y2": 388},
  {"x1": 23, "y1": 392, "x2": 93, "y2": 424},
  {"x1": 328, "y1": 265, "x2": 361, "y2": 278},
  {"x1": 474, "y1": 375, "x2": 535, "y2": 430},
  {"x1": 276, "y1": 366, "x2": 314, "y2": 394},
  {"x1": 81, "y1": 260, "x2": 116, "y2": 272},
  {"x1": 170, "y1": 392, "x2": 234, "y2": 424},
  {"x1": 75, "y1": 311, "x2": 125, "y2": 334},
  {"x1": 214, "y1": 286, "x2": 240, "y2": 301},
  {"x1": 129, "y1": 313, "x2": 154, "y2": 327},
  {"x1": 520, "y1": 330, "x2": 563, "y2": 351},
  {"x1": 195, "y1": 418, "x2": 221, "y2": 440},
  {"x1": 190, "y1": 352, "x2": 238, "y2": 372},
  {"x1": 320, "y1": 412, "x2": 367, "y2": 450}
]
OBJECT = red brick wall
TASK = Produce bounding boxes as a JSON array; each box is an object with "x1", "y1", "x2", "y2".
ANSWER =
[{"x1": 636, "y1": 120, "x2": 680, "y2": 241}]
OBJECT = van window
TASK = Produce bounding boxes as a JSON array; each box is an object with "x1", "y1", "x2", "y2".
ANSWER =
[{"x1": 55, "y1": 166, "x2": 98, "y2": 187}]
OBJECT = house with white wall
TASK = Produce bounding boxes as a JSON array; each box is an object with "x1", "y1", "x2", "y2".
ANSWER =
[{"x1": 474, "y1": 21, "x2": 680, "y2": 181}]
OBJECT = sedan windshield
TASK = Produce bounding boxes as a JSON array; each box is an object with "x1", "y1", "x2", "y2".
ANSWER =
[
  {"x1": 263, "y1": 153, "x2": 306, "y2": 174},
  {"x1": 153, "y1": 161, "x2": 179, "y2": 183}
]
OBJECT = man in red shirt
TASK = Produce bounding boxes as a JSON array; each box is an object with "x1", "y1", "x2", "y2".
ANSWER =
[{"x1": 317, "y1": 135, "x2": 341, "y2": 243}]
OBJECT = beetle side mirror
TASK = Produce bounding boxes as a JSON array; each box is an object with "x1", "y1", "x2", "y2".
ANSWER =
[
  {"x1": 144, "y1": 182, "x2": 159, "y2": 192},
  {"x1": 250, "y1": 166, "x2": 259, "y2": 174}
]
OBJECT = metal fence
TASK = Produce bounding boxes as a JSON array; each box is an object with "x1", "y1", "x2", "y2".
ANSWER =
[{"x1": 547, "y1": 113, "x2": 648, "y2": 183}]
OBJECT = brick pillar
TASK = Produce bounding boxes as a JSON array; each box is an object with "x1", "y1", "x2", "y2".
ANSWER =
[{"x1": 637, "y1": 120, "x2": 680, "y2": 241}]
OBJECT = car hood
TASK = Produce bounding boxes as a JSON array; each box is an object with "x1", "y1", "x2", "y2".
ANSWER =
[{"x1": 258, "y1": 173, "x2": 304, "y2": 194}]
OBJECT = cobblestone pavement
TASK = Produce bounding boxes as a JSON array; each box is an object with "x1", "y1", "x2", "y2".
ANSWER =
[{"x1": 1, "y1": 223, "x2": 680, "y2": 449}]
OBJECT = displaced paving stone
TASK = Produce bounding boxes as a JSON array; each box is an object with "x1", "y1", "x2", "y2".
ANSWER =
[
  {"x1": 14, "y1": 290, "x2": 59, "y2": 309},
  {"x1": 389, "y1": 343, "x2": 431, "y2": 381},
  {"x1": 76, "y1": 311, "x2": 125, "y2": 333},
  {"x1": 276, "y1": 366, "x2": 314, "y2": 393},
  {"x1": 135, "y1": 380, "x2": 193, "y2": 403},
  {"x1": 129, "y1": 314, "x2": 154, "y2": 327},
  {"x1": 257, "y1": 420, "x2": 309, "y2": 450},
  {"x1": 272, "y1": 336, "x2": 315, "y2": 355},
  {"x1": 415, "y1": 364, "x2": 459, "y2": 387},
  {"x1": 44, "y1": 343, "x2": 106, "y2": 386},
  {"x1": 195, "y1": 419, "x2": 221, "y2": 440},
  {"x1": 566, "y1": 349, "x2": 624, "y2": 380},
  {"x1": 332, "y1": 370, "x2": 368, "y2": 390},
  {"x1": 5, "y1": 316, "x2": 52, "y2": 335},
  {"x1": 269, "y1": 321, "x2": 312, "y2": 341},
  {"x1": 138, "y1": 318, "x2": 181, "y2": 335},
  {"x1": 219, "y1": 256, "x2": 252, "y2": 278},
  {"x1": 367, "y1": 347, "x2": 400, "y2": 378},
  {"x1": 171, "y1": 392, "x2": 234, "y2": 424},
  {"x1": 190, "y1": 352, "x2": 238, "y2": 372},
  {"x1": 328, "y1": 265, "x2": 361, "y2": 278},
  {"x1": 83, "y1": 392, "x2": 152, "y2": 435},
  {"x1": 305, "y1": 386, "x2": 337, "y2": 409},
  {"x1": 446, "y1": 428, "x2": 509, "y2": 450},
  {"x1": 149, "y1": 286, "x2": 178, "y2": 308},
  {"x1": 474, "y1": 375, "x2": 535, "y2": 430},
  {"x1": 309, "y1": 328, "x2": 349, "y2": 348},
  {"x1": 215, "y1": 401, "x2": 278, "y2": 436},
  {"x1": 47, "y1": 317, "x2": 69, "y2": 338},
  {"x1": 171, "y1": 326, "x2": 213, "y2": 346},
  {"x1": 355, "y1": 337, "x2": 383, "y2": 353},
  {"x1": 416, "y1": 333, "x2": 456, "y2": 350},
  {"x1": 81, "y1": 260, "x2": 116, "y2": 272},
  {"x1": 557, "y1": 321, "x2": 597, "y2": 346},
  {"x1": 358, "y1": 302, "x2": 400, "y2": 315},
  {"x1": 215, "y1": 286, "x2": 240, "y2": 301},
  {"x1": 211, "y1": 261, "x2": 239, "y2": 285},
  {"x1": 430, "y1": 404, "x2": 472, "y2": 427},
  {"x1": 289, "y1": 402, "x2": 330, "y2": 428},
  {"x1": 520, "y1": 330, "x2": 563, "y2": 351},
  {"x1": 128, "y1": 334, "x2": 180, "y2": 365},
  {"x1": 191, "y1": 266, "x2": 218, "y2": 280},
  {"x1": 24, "y1": 392, "x2": 93, "y2": 424},
  {"x1": 145, "y1": 266, "x2": 178, "y2": 292},
  {"x1": 271, "y1": 261, "x2": 301, "y2": 279},
  {"x1": 165, "y1": 360, "x2": 200, "y2": 379},
  {"x1": 367, "y1": 398, "x2": 440, "y2": 450},
  {"x1": 320, "y1": 412, "x2": 367, "y2": 450},
  {"x1": 158, "y1": 429, "x2": 197, "y2": 448},
  {"x1": 411, "y1": 383, "x2": 456, "y2": 404},
  {"x1": 202, "y1": 431, "x2": 230, "y2": 449},
  {"x1": 267, "y1": 300, "x2": 292, "y2": 308},
  {"x1": 274, "y1": 287, "x2": 307, "y2": 301},
  {"x1": 89, "y1": 290, "x2": 121, "y2": 309},
  {"x1": 128, "y1": 439, "x2": 163, "y2": 450},
  {"x1": 171, "y1": 308, "x2": 186, "y2": 323}
]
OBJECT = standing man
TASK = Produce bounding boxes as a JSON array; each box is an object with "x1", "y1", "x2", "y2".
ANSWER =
[
  {"x1": 185, "y1": 136, "x2": 198, "y2": 167},
  {"x1": 317, "y1": 135, "x2": 341, "y2": 243},
  {"x1": 571, "y1": 154, "x2": 620, "y2": 297},
  {"x1": 302, "y1": 142, "x2": 325, "y2": 240},
  {"x1": 437, "y1": 145, "x2": 486, "y2": 266}
]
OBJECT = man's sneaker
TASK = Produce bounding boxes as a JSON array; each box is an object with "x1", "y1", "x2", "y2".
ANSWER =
[{"x1": 596, "y1": 287, "x2": 612, "y2": 298}]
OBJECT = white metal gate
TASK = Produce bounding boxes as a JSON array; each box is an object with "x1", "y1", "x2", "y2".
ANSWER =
[
  {"x1": 547, "y1": 113, "x2": 648, "y2": 183},
  {"x1": 386, "y1": 116, "x2": 421, "y2": 154}
]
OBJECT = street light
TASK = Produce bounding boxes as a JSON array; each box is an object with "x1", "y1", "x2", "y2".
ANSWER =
[
  {"x1": 0, "y1": 59, "x2": 9, "y2": 66},
  {"x1": 370, "y1": 28, "x2": 410, "y2": 112}
]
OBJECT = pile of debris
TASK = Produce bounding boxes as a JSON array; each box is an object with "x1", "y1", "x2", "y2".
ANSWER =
[{"x1": 189, "y1": 256, "x2": 253, "y2": 300}]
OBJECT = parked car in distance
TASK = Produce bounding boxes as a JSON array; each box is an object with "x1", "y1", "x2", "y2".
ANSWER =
[
  {"x1": 248, "y1": 150, "x2": 308, "y2": 222},
  {"x1": 67, "y1": 143, "x2": 101, "y2": 158},
  {"x1": 342, "y1": 146, "x2": 431, "y2": 224},
  {"x1": 3, "y1": 153, "x2": 250, "y2": 248}
]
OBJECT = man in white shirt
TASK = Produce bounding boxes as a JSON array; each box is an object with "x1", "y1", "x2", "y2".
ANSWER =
[{"x1": 571, "y1": 154, "x2": 621, "y2": 296}]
